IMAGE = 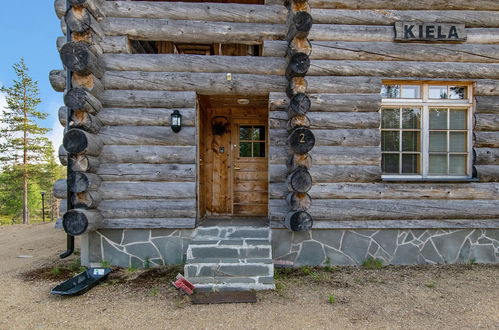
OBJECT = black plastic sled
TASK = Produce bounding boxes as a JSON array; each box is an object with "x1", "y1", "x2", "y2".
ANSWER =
[{"x1": 51, "y1": 268, "x2": 111, "y2": 296}]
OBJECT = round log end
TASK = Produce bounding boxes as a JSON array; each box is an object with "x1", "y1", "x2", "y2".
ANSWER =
[
  {"x1": 286, "y1": 167, "x2": 313, "y2": 193},
  {"x1": 288, "y1": 127, "x2": 315, "y2": 155},
  {"x1": 289, "y1": 93, "x2": 311, "y2": 116},
  {"x1": 60, "y1": 42, "x2": 92, "y2": 74},
  {"x1": 65, "y1": 8, "x2": 91, "y2": 34},
  {"x1": 68, "y1": 171, "x2": 90, "y2": 193},
  {"x1": 293, "y1": 11, "x2": 313, "y2": 33},
  {"x1": 62, "y1": 209, "x2": 90, "y2": 236},
  {"x1": 64, "y1": 87, "x2": 87, "y2": 109},
  {"x1": 286, "y1": 192, "x2": 311, "y2": 211},
  {"x1": 284, "y1": 211, "x2": 313, "y2": 232},
  {"x1": 286, "y1": 52, "x2": 310, "y2": 78},
  {"x1": 63, "y1": 129, "x2": 89, "y2": 154}
]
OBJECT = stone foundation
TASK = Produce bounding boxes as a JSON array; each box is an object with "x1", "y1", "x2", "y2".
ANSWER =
[{"x1": 82, "y1": 228, "x2": 499, "y2": 267}]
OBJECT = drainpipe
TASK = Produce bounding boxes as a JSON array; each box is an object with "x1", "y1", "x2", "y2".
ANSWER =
[{"x1": 60, "y1": 0, "x2": 74, "y2": 259}]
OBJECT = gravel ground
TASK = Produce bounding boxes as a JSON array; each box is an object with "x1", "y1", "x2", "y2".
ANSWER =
[{"x1": 0, "y1": 223, "x2": 498, "y2": 330}]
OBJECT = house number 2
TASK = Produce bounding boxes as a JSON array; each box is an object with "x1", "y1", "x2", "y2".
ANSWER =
[{"x1": 299, "y1": 133, "x2": 305, "y2": 143}]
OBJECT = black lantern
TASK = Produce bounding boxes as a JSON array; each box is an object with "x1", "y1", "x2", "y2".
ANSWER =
[{"x1": 171, "y1": 110, "x2": 182, "y2": 133}]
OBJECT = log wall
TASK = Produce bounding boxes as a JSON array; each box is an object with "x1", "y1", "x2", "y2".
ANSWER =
[{"x1": 51, "y1": 0, "x2": 499, "y2": 230}]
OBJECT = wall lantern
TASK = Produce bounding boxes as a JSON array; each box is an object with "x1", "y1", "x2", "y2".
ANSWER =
[{"x1": 171, "y1": 110, "x2": 182, "y2": 133}]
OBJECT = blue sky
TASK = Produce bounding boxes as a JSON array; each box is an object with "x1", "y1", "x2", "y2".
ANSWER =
[{"x1": 0, "y1": 1, "x2": 65, "y2": 149}]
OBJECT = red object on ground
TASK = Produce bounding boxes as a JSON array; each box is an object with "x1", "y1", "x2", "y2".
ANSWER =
[{"x1": 172, "y1": 274, "x2": 195, "y2": 295}]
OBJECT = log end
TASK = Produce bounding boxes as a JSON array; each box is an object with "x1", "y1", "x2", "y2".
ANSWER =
[
  {"x1": 284, "y1": 211, "x2": 313, "y2": 232},
  {"x1": 63, "y1": 209, "x2": 91, "y2": 236},
  {"x1": 288, "y1": 127, "x2": 315, "y2": 155}
]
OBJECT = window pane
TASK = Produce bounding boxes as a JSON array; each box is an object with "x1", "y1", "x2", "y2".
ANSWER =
[
  {"x1": 429, "y1": 86, "x2": 448, "y2": 99},
  {"x1": 402, "y1": 108, "x2": 421, "y2": 129},
  {"x1": 402, "y1": 154, "x2": 420, "y2": 174},
  {"x1": 429, "y1": 154, "x2": 447, "y2": 174},
  {"x1": 401, "y1": 85, "x2": 421, "y2": 98},
  {"x1": 382, "y1": 153, "x2": 399, "y2": 173},
  {"x1": 449, "y1": 86, "x2": 467, "y2": 99},
  {"x1": 450, "y1": 132, "x2": 467, "y2": 152},
  {"x1": 240, "y1": 126, "x2": 252, "y2": 140},
  {"x1": 239, "y1": 142, "x2": 252, "y2": 157},
  {"x1": 402, "y1": 131, "x2": 420, "y2": 152},
  {"x1": 381, "y1": 109, "x2": 400, "y2": 128},
  {"x1": 429, "y1": 132, "x2": 447, "y2": 152},
  {"x1": 381, "y1": 85, "x2": 400, "y2": 98},
  {"x1": 253, "y1": 126, "x2": 265, "y2": 140},
  {"x1": 449, "y1": 155, "x2": 466, "y2": 175},
  {"x1": 253, "y1": 142, "x2": 266, "y2": 157},
  {"x1": 382, "y1": 131, "x2": 400, "y2": 151},
  {"x1": 429, "y1": 109, "x2": 448, "y2": 129},
  {"x1": 450, "y1": 110, "x2": 467, "y2": 130}
]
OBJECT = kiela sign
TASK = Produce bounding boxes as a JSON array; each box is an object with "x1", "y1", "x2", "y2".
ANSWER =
[{"x1": 395, "y1": 22, "x2": 467, "y2": 42}]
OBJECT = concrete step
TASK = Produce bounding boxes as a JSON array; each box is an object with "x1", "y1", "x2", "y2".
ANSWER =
[
  {"x1": 185, "y1": 262, "x2": 273, "y2": 278},
  {"x1": 186, "y1": 257, "x2": 273, "y2": 264},
  {"x1": 194, "y1": 226, "x2": 270, "y2": 240},
  {"x1": 187, "y1": 244, "x2": 272, "y2": 259},
  {"x1": 194, "y1": 283, "x2": 275, "y2": 292},
  {"x1": 189, "y1": 276, "x2": 274, "y2": 285}
]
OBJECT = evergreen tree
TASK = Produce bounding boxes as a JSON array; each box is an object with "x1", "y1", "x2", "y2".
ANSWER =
[{"x1": 0, "y1": 58, "x2": 50, "y2": 224}]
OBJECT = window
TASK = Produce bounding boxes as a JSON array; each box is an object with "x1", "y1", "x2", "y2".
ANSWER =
[
  {"x1": 381, "y1": 82, "x2": 473, "y2": 179},
  {"x1": 239, "y1": 126, "x2": 266, "y2": 158}
]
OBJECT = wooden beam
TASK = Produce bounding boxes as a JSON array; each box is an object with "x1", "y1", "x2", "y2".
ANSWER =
[
  {"x1": 476, "y1": 96, "x2": 499, "y2": 113},
  {"x1": 99, "y1": 126, "x2": 195, "y2": 146},
  {"x1": 476, "y1": 114, "x2": 499, "y2": 131},
  {"x1": 63, "y1": 128, "x2": 103, "y2": 156},
  {"x1": 99, "y1": 181, "x2": 196, "y2": 199},
  {"x1": 271, "y1": 111, "x2": 380, "y2": 129},
  {"x1": 272, "y1": 164, "x2": 381, "y2": 183},
  {"x1": 98, "y1": 108, "x2": 195, "y2": 126},
  {"x1": 475, "y1": 132, "x2": 499, "y2": 148},
  {"x1": 307, "y1": 0, "x2": 499, "y2": 10},
  {"x1": 99, "y1": 145, "x2": 196, "y2": 164},
  {"x1": 58, "y1": 107, "x2": 103, "y2": 134},
  {"x1": 270, "y1": 92, "x2": 381, "y2": 112},
  {"x1": 271, "y1": 128, "x2": 380, "y2": 147},
  {"x1": 100, "y1": 90, "x2": 196, "y2": 108},
  {"x1": 97, "y1": 163, "x2": 196, "y2": 182},
  {"x1": 475, "y1": 148, "x2": 499, "y2": 165},
  {"x1": 64, "y1": 87, "x2": 103, "y2": 114},
  {"x1": 271, "y1": 219, "x2": 499, "y2": 229},
  {"x1": 99, "y1": 218, "x2": 196, "y2": 229},
  {"x1": 98, "y1": 199, "x2": 196, "y2": 218},
  {"x1": 65, "y1": 7, "x2": 104, "y2": 38},
  {"x1": 68, "y1": 0, "x2": 105, "y2": 20},
  {"x1": 476, "y1": 165, "x2": 499, "y2": 182},
  {"x1": 50, "y1": 69, "x2": 104, "y2": 96},
  {"x1": 102, "y1": 17, "x2": 286, "y2": 45},
  {"x1": 306, "y1": 76, "x2": 382, "y2": 94}
]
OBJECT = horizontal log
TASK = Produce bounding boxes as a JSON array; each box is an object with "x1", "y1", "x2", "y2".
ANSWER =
[
  {"x1": 59, "y1": 107, "x2": 103, "y2": 134},
  {"x1": 99, "y1": 181, "x2": 196, "y2": 199},
  {"x1": 98, "y1": 108, "x2": 195, "y2": 126},
  {"x1": 271, "y1": 219, "x2": 499, "y2": 229},
  {"x1": 68, "y1": 171, "x2": 101, "y2": 193},
  {"x1": 309, "y1": 25, "x2": 499, "y2": 44},
  {"x1": 475, "y1": 148, "x2": 499, "y2": 165},
  {"x1": 63, "y1": 209, "x2": 102, "y2": 236},
  {"x1": 476, "y1": 96, "x2": 499, "y2": 113},
  {"x1": 475, "y1": 131, "x2": 499, "y2": 148},
  {"x1": 60, "y1": 42, "x2": 105, "y2": 78},
  {"x1": 271, "y1": 128, "x2": 380, "y2": 147},
  {"x1": 64, "y1": 87, "x2": 103, "y2": 114},
  {"x1": 271, "y1": 164, "x2": 381, "y2": 183},
  {"x1": 103, "y1": 1, "x2": 286, "y2": 23},
  {"x1": 100, "y1": 36, "x2": 131, "y2": 53},
  {"x1": 54, "y1": 181, "x2": 101, "y2": 209},
  {"x1": 97, "y1": 163, "x2": 196, "y2": 182},
  {"x1": 63, "y1": 129, "x2": 103, "y2": 156},
  {"x1": 307, "y1": 60, "x2": 499, "y2": 79},
  {"x1": 264, "y1": 40, "x2": 499, "y2": 63},
  {"x1": 312, "y1": 10, "x2": 499, "y2": 28},
  {"x1": 99, "y1": 126, "x2": 195, "y2": 146},
  {"x1": 103, "y1": 54, "x2": 286, "y2": 75},
  {"x1": 306, "y1": 76, "x2": 382, "y2": 94},
  {"x1": 69, "y1": 0, "x2": 105, "y2": 20},
  {"x1": 476, "y1": 114, "x2": 499, "y2": 131},
  {"x1": 270, "y1": 182, "x2": 499, "y2": 200},
  {"x1": 476, "y1": 80, "x2": 499, "y2": 96},
  {"x1": 270, "y1": 199, "x2": 499, "y2": 221},
  {"x1": 99, "y1": 218, "x2": 196, "y2": 229},
  {"x1": 98, "y1": 199, "x2": 196, "y2": 218},
  {"x1": 101, "y1": 90, "x2": 196, "y2": 108},
  {"x1": 103, "y1": 72, "x2": 287, "y2": 95},
  {"x1": 476, "y1": 165, "x2": 499, "y2": 182},
  {"x1": 53, "y1": 179, "x2": 68, "y2": 199},
  {"x1": 270, "y1": 111, "x2": 379, "y2": 129},
  {"x1": 270, "y1": 92, "x2": 381, "y2": 111},
  {"x1": 102, "y1": 17, "x2": 286, "y2": 45},
  {"x1": 308, "y1": 0, "x2": 499, "y2": 10},
  {"x1": 58, "y1": 146, "x2": 100, "y2": 172},
  {"x1": 50, "y1": 69, "x2": 104, "y2": 96},
  {"x1": 65, "y1": 7, "x2": 104, "y2": 38},
  {"x1": 100, "y1": 145, "x2": 196, "y2": 164},
  {"x1": 270, "y1": 146, "x2": 380, "y2": 166},
  {"x1": 55, "y1": 0, "x2": 65, "y2": 19}
]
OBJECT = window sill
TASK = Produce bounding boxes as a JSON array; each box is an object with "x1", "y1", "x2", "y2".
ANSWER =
[{"x1": 381, "y1": 175, "x2": 479, "y2": 183}]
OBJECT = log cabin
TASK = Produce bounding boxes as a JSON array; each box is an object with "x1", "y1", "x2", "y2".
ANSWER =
[{"x1": 52, "y1": 0, "x2": 499, "y2": 291}]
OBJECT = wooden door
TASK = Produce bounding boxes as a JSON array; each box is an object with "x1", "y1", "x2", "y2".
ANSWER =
[{"x1": 231, "y1": 119, "x2": 268, "y2": 216}]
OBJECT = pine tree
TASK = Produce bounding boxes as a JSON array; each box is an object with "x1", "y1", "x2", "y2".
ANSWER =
[{"x1": 0, "y1": 58, "x2": 50, "y2": 224}]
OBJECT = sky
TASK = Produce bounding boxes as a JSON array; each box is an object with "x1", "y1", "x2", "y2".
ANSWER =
[{"x1": 0, "y1": 1, "x2": 65, "y2": 153}]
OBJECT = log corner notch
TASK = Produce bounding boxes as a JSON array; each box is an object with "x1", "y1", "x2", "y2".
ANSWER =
[
  {"x1": 63, "y1": 209, "x2": 102, "y2": 236},
  {"x1": 284, "y1": 0, "x2": 314, "y2": 232}
]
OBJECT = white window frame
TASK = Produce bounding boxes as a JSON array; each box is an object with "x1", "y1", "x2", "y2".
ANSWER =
[{"x1": 381, "y1": 82, "x2": 474, "y2": 181}]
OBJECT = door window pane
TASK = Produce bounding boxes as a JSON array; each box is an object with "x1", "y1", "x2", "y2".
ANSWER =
[
  {"x1": 449, "y1": 132, "x2": 466, "y2": 152},
  {"x1": 239, "y1": 142, "x2": 252, "y2": 157},
  {"x1": 429, "y1": 109, "x2": 447, "y2": 129},
  {"x1": 429, "y1": 86, "x2": 448, "y2": 99},
  {"x1": 449, "y1": 86, "x2": 467, "y2": 99},
  {"x1": 382, "y1": 154, "x2": 399, "y2": 173},
  {"x1": 429, "y1": 155, "x2": 447, "y2": 174},
  {"x1": 429, "y1": 132, "x2": 447, "y2": 152},
  {"x1": 401, "y1": 85, "x2": 421, "y2": 98},
  {"x1": 253, "y1": 126, "x2": 265, "y2": 140},
  {"x1": 450, "y1": 110, "x2": 466, "y2": 129},
  {"x1": 402, "y1": 154, "x2": 419, "y2": 174},
  {"x1": 381, "y1": 109, "x2": 400, "y2": 128},
  {"x1": 402, "y1": 131, "x2": 420, "y2": 152},
  {"x1": 254, "y1": 142, "x2": 266, "y2": 157},
  {"x1": 382, "y1": 131, "x2": 399, "y2": 151},
  {"x1": 449, "y1": 155, "x2": 466, "y2": 175},
  {"x1": 402, "y1": 108, "x2": 421, "y2": 129},
  {"x1": 240, "y1": 126, "x2": 252, "y2": 140}
]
